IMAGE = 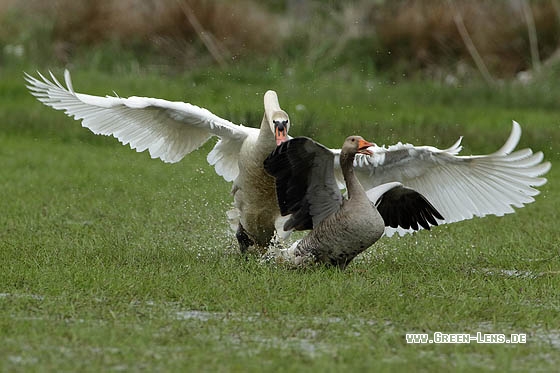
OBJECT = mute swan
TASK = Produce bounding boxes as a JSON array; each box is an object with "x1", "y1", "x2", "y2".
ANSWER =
[
  {"x1": 264, "y1": 136, "x2": 443, "y2": 269},
  {"x1": 25, "y1": 70, "x2": 290, "y2": 253}
]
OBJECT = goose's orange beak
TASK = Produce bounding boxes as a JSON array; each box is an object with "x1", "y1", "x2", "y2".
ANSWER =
[{"x1": 358, "y1": 139, "x2": 374, "y2": 155}]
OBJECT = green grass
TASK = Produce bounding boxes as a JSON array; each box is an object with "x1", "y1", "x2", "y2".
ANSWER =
[{"x1": 1, "y1": 65, "x2": 559, "y2": 372}]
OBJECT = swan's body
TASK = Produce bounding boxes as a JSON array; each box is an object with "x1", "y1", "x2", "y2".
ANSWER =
[
  {"x1": 25, "y1": 70, "x2": 290, "y2": 252},
  {"x1": 264, "y1": 136, "x2": 443, "y2": 269},
  {"x1": 232, "y1": 114, "x2": 287, "y2": 249}
]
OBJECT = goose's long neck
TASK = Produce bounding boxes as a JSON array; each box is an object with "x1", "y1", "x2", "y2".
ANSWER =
[{"x1": 340, "y1": 151, "x2": 364, "y2": 199}]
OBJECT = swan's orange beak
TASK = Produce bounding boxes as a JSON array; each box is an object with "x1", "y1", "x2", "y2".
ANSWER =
[
  {"x1": 358, "y1": 139, "x2": 374, "y2": 155},
  {"x1": 274, "y1": 120, "x2": 288, "y2": 146}
]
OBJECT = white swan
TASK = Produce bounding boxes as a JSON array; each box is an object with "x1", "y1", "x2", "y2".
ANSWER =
[
  {"x1": 25, "y1": 70, "x2": 290, "y2": 253},
  {"x1": 332, "y1": 121, "x2": 551, "y2": 237}
]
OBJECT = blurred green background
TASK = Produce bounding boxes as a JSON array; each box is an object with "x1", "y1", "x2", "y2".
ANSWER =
[
  {"x1": 2, "y1": 0, "x2": 559, "y2": 80},
  {"x1": 2, "y1": 0, "x2": 559, "y2": 154}
]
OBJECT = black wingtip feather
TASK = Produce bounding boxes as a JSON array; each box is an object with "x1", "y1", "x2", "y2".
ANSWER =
[{"x1": 376, "y1": 185, "x2": 443, "y2": 232}]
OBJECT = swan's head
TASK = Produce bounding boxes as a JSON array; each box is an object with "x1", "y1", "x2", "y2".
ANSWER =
[
  {"x1": 343, "y1": 135, "x2": 375, "y2": 156},
  {"x1": 264, "y1": 90, "x2": 290, "y2": 146}
]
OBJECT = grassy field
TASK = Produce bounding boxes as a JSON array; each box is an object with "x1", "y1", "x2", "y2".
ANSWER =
[{"x1": 1, "y1": 65, "x2": 559, "y2": 371}]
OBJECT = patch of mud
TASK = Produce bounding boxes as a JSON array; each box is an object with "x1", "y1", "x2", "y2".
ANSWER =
[
  {"x1": 0, "y1": 293, "x2": 44, "y2": 300},
  {"x1": 471, "y1": 268, "x2": 542, "y2": 279}
]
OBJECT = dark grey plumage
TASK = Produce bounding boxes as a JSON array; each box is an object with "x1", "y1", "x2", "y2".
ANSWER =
[
  {"x1": 265, "y1": 136, "x2": 443, "y2": 268},
  {"x1": 264, "y1": 137, "x2": 341, "y2": 231}
]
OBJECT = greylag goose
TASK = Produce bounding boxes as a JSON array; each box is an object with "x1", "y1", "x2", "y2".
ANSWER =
[
  {"x1": 25, "y1": 70, "x2": 290, "y2": 253},
  {"x1": 264, "y1": 136, "x2": 444, "y2": 269},
  {"x1": 330, "y1": 121, "x2": 550, "y2": 236}
]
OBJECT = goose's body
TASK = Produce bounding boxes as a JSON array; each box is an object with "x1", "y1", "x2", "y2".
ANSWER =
[
  {"x1": 264, "y1": 136, "x2": 443, "y2": 268},
  {"x1": 25, "y1": 70, "x2": 290, "y2": 253},
  {"x1": 292, "y1": 158, "x2": 385, "y2": 267}
]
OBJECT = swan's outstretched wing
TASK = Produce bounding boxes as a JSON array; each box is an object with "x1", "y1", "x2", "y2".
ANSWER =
[
  {"x1": 332, "y1": 121, "x2": 551, "y2": 236},
  {"x1": 25, "y1": 70, "x2": 257, "y2": 181},
  {"x1": 264, "y1": 137, "x2": 342, "y2": 231}
]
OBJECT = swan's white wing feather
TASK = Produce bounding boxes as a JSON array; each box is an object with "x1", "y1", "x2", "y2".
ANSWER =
[
  {"x1": 365, "y1": 182, "x2": 403, "y2": 201},
  {"x1": 333, "y1": 121, "x2": 550, "y2": 236},
  {"x1": 206, "y1": 132, "x2": 258, "y2": 182},
  {"x1": 25, "y1": 70, "x2": 254, "y2": 178}
]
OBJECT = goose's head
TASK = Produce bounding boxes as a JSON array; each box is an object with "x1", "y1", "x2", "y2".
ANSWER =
[
  {"x1": 343, "y1": 135, "x2": 375, "y2": 156},
  {"x1": 264, "y1": 90, "x2": 290, "y2": 146}
]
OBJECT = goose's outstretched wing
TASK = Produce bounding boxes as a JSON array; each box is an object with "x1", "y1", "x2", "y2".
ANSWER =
[
  {"x1": 366, "y1": 182, "x2": 444, "y2": 233},
  {"x1": 264, "y1": 137, "x2": 342, "y2": 231},
  {"x1": 332, "y1": 121, "x2": 551, "y2": 236},
  {"x1": 25, "y1": 70, "x2": 257, "y2": 181}
]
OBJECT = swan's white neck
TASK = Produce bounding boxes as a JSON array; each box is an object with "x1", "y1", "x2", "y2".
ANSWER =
[
  {"x1": 264, "y1": 90, "x2": 281, "y2": 125},
  {"x1": 257, "y1": 114, "x2": 275, "y2": 150}
]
